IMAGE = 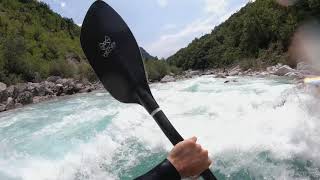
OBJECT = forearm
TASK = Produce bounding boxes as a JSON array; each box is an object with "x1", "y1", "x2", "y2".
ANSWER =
[{"x1": 134, "y1": 159, "x2": 181, "y2": 180}]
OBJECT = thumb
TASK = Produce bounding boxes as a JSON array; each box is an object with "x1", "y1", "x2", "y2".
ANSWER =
[{"x1": 188, "y1": 136, "x2": 197, "y2": 143}]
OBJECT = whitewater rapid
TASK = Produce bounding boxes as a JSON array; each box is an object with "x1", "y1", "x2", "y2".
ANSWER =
[{"x1": 0, "y1": 76, "x2": 319, "y2": 180}]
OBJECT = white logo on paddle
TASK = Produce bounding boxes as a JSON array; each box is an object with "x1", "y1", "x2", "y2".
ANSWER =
[{"x1": 99, "y1": 36, "x2": 116, "y2": 58}]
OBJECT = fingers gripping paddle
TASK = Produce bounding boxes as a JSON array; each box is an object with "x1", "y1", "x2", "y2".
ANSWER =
[{"x1": 80, "y1": 1, "x2": 216, "y2": 179}]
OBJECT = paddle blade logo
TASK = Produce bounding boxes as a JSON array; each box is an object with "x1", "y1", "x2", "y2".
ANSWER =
[{"x1": 99, "y1": 36, "x2": 116, "y2": 58}]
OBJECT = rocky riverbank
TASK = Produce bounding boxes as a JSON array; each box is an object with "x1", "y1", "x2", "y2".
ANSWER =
[
  {"x1": 0, "y1": 77, "x2": 102, "y2": 112},
  {"x1": 0, "y1": 62, "x2": 318, "y2": 113},
  {"x1": 160, "y1": 62, "x2": 320, "y2": 83}
]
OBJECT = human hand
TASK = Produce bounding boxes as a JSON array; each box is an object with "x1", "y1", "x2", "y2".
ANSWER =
[{"x1": 167, "y1": 137, "x2": 212, "y2": 178}]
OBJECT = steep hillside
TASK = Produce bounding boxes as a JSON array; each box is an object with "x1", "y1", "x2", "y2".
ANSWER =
[
  {"x1": 168, "y1": 0, "x2": 320, "y2": 70},
  {"x1": 140, "y1": 47, "x2": 156, "y2": 60},
  {"x1": 0, "y1": 0, "x2": 178, "y2": 84},
  {"x1": 0, "y1": 0, "x2": 97, "y2": 84}
]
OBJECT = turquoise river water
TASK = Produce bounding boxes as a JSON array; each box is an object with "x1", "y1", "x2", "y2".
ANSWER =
[{"x1": 0, "y1": 76, "x2": 320, "y2": 180}]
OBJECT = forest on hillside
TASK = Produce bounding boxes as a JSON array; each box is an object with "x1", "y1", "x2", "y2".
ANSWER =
[
  {"x1": 0, "y1": 0, "x2": 178, "y2": 85},
  {"x1": 168, "y1": 0, "x2": 320, "y2": 71},
  {"x1": 0, "y1": 0, "x2": 93, "y2": 85},
  {"x1": 2, "y1": 0, "x2": 318, "y2": 85}
]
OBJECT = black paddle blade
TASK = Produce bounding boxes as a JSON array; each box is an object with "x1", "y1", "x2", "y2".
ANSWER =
[{"x1": 80, "y1": 0, "x2": 152, "y2": 104}]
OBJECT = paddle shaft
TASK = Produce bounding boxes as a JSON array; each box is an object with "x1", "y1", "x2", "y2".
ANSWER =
[{"x1": 136, "y1": 88, "x2": 217, "y2": 180}]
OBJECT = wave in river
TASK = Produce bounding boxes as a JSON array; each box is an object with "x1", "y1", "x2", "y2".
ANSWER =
[{"x1": 0, "y1": 76, "x2": 319, "y2": 180}]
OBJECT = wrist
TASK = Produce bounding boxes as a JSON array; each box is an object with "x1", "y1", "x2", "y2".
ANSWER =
[{"x1": 167, "y1": 157, "x2": 184, "y2": 178}]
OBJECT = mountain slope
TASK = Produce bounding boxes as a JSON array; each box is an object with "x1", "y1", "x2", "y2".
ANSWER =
[
  {"x1": 0, "y1": 0, "x2": 94, "y2": 84},
  {"x1": 168, "y1": 0, "x2": 320, "y2": 70},
  {"x1": 140, "y1": 47, "x2": 156, "y2": 60},
  {"x1": 0, "y1": 0, "x2": 178, "y2": 84}
]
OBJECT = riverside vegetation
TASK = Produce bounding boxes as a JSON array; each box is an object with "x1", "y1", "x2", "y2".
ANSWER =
[
  {"x1": 167, "y1": 0, "x2": 320, "y2": 71},
  {"x1": 0, "y1": 0, "x2": 178, "y2": 85}
]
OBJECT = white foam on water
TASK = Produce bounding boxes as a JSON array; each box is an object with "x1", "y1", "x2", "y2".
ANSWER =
[
  {"x1": 1, "y1": 76, "x2": 320, "y2": 180},
  {"x1": 33, "y1": 107, "x2": 114, "y2": 136}
]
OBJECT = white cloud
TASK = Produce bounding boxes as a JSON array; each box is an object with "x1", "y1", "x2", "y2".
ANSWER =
[
  {"x1": 204, "y1": 0, "x2": 228, "y2": 15},
  {"x1": 60, "y1": 2, "x2": 66, "y2": 8},
  {"x1": 146, "y1": 0, "x2": 252, "y2": 58},
  {"x1": 157, "y1": 0, "x2": 168, "y2": 8},
  {"x1": 147, "y1": 16, "x2": 219, "y2": 58}
]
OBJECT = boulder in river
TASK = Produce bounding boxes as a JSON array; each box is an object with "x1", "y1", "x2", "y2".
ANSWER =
[
  {"x1": 0, "y1": 82, "x2": 7, "y2": 91},
  {"x1": 6, "y1": 86, "x2": 18, "y2": 98},
  {"x1": 273, "y1": 65, "x2": 295, "y2": 76},
  {"x1": 0, "y1": 104, "x2": 6, "y2": 112},
  {"x1": 284, "y1": 72, "x2": 304, "y2": 79},
  {"x1": 15, "y1": 103, "x2": 23, "y2": 108},
  {"x1": 16, "y1": 91, "x2": 33, "y2": 105},
  {"x1": 229, "y1": 65, "x2": 241, "y2": 76},
  {"x1": 5, "y1": 97, "x2": 15, "y2": 110},
  {"x1": 215, "y1": 73, "x2": 227, "y2": 78},
  {"x1": 161, "y1": 75, "x2": 175, "y2": 83}
]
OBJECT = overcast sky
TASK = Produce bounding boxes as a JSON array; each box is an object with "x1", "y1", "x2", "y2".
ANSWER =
[{"x1": 39, "y1": 0, "x2": 252, "y2": 58}]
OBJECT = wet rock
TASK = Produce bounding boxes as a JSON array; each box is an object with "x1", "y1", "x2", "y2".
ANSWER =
[
  {"x1": 32, "y1": 96, "x2": 42, "y2": 104},
  {"x1": 203, "y1": 70, "x2": 215, "y2": 75},
  {"x1": 62, "y1": 80, "x2": 77, "y2": 95},
  {"x1": 26, "y1": 82, "x2": 41, "y2": 96},
  {"x1": 257, "y1": 72, "x2": 269, "y2": 78},
  {"x1": 229, "y1": 65, "x2": 241, "y2": 76},
  {"x1": 161, "y1": 75, "x2": 175, "y2": 83},
  {"x1": 215, "y1": 73, "x2": 227, "y2": 78},
  {"x1": 74, "y1": 83, "x2": 84, "y2": 92},
  {"x1": 0, "y1": 82, "x2": 7, "y2": 91},
  {"x1": 79, "y1": 86, "x2": 93, "y2": 93},
  {"x1": 5, "y1": 97, "x2": 15, "y2": 110},
  {"x1": 274, "y1": 65, "x2": 295, "y2": 76},
  {"x1": 0, "y1": 104, "x2": 6, "y2": 112},
  {"x1": 15, "y1": 103, "x2": 23, "y2": 108},
  {"x1": 16, "y1": 91, "x2": 33, "y2": 105},
  {"x1": 244, "y1": 69, "x2": 252, "y2": 75},
  {"x1": 285, "y1": 72, "x2": 304, "y2": 79},
  {"x1": 5, "y1": 86, "x2": 18, "y2": 98},
  {"x1": 39, "y1": 81, "x2": 55, "y2": 95},
  {"x1": 185, "y1": 70, "x2": 201, "y2": 77},
  {"x1": 32, "y1": 96, "x2": 54, "y2": 103},
  {"x1": 55, "y1": 84, "x2": 64, "y2": 96}
]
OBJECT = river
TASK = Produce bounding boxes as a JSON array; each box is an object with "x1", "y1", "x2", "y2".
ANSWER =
[{"x1": 0, "y1": 76, "x2": 319, "y2": 180}]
